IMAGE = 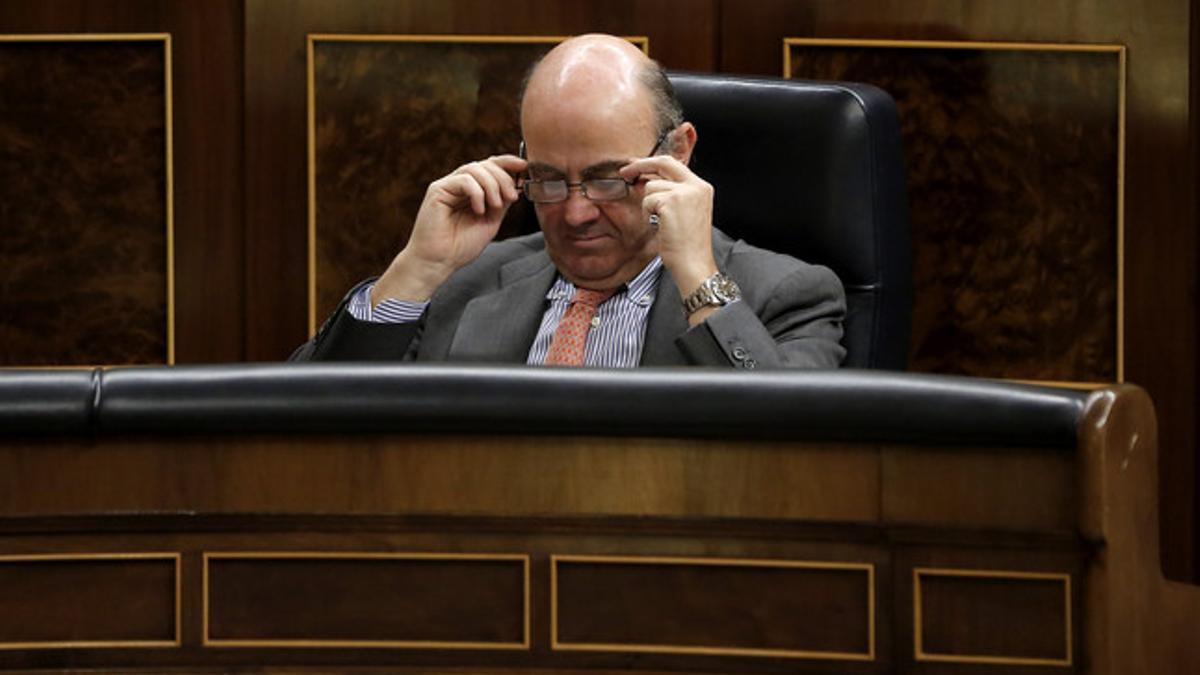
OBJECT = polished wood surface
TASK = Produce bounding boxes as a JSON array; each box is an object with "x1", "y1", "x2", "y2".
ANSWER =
[
  {"x1": 0, "y1": 0, "x2": 246, "y2": 364},
  {"x1": 787, "y1": 41, "x2": 1122, "y2": 383},
  {"x1": 0, "y1": 0, "x2": 1195, "y2": 582},
  {"x1": 243, "y1": 0, "x2": 718, "y2": 360},
  {"x1": 206, "y1": 554, "x2": 527, "y2": 647},
  {"x1": 0, "y1": 37, "x2": 170, "y2": 366},
  {"x1": 718, "y1": 0, "x2": 1196, "y2": 583},
  {"x1": 0, "y1": 385, "x2": 1195, "y2": 673}
]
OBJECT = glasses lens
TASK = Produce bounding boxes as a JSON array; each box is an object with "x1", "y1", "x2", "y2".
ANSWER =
[
  {"x1": 525, "y1": 180, "x2": 568, "y2": 203},
  {"x1": 583, "y1": 179, "x2": 629, "y2": 202}
]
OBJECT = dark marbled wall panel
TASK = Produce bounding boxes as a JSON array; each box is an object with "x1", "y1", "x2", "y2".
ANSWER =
[
  {"x1": 789, "y1": 44, "x2": 1121, "y2": 382},
  {"x1": 312, "y1": 39, "x2": 559, "y2": 325},
  {"x1": 0, "y1": 39, "x2": 168, "y2": 366}
]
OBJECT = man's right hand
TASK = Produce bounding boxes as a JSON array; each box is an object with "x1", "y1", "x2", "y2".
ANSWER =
[{"x1": 371, "y1": 154, "x2": 527, "y2": 305}]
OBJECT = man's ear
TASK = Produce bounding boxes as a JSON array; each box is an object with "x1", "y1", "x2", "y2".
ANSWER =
[{"x1": 672, "y1": 121, "x2": 698, "y2": 165}]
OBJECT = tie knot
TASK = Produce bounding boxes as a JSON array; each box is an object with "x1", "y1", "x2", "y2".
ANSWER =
[{"x1": 572, "y1": 287, "x2": 616, "y2": 308}]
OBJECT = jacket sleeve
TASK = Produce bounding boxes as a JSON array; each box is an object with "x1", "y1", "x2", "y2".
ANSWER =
[
  {"x1": 675, "y1": 261, "x2": 846, "y2": 370},
  {"x1": 289, "y1": 280, "x2": 423, "y2": 362}
]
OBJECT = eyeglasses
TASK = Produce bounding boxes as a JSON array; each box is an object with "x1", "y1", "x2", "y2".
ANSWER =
[{"x1": 518, "y1": 130, "x2": 670, "y2": 204}]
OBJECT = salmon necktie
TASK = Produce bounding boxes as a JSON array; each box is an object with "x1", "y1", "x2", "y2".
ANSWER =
[{"x1": 544, "y1": 287, "x2": 617, "y2": 366}]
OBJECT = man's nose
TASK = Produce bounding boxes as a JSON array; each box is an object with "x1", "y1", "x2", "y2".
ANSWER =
[{"x1": 562, "y1": 189, "x2": 599, "y2": 226}]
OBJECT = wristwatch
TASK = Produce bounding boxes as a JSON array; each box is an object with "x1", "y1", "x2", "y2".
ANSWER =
[{"x1": 682, "y1": 272, "x2": 742, "y2": 316}]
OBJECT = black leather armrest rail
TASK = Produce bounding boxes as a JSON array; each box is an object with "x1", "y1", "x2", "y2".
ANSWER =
[
  {"x1": 0, "y1": 369, "x2": 99, "y2": 434},
  {"x1": 0, "y1": 365, "x2": 1087, "y2": 447}
]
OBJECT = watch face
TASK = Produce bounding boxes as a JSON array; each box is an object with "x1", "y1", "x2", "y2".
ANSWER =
[{"x1": 713, "y1": 276, "x2": 741, "y2": 302}]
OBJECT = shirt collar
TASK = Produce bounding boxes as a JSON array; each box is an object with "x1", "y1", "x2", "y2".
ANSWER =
[{"x1": 546, "y1": 256, "x2": 664, "y2": 302}]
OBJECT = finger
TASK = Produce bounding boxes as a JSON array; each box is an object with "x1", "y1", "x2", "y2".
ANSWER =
[
  {"x1": 480, "y1": 159, "x2": 520, "y2": 202},
  {"x1": 459, "y1": 163, "x2": 503, "y2": 210},
  {"x1": 641, "y1": 192, "x2": 666, "y2": 221},
  {"x1": 620, "y1": 155, "x2": 689, "y2": 182},
  {"x1": 444, "y1": 174, "x2": 487, "y2": 215},
  {"x1": 489, "y1": 154, "x2": 528, "y2": 174},
  {"x1": 642, "y1": 178, "x2": 678, "y2": 195}
]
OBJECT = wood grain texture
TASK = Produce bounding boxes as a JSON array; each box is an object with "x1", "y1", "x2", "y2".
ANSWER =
[
  {"x1": 917, "y1": 572, "x2": 1068, "y2": 663},
  {"x1": 0, "y1": 436, "x2": 880, "y2": 522},
  {"x1": 788, "y1": 43, "x2": 1121, "y2": 383},
  {"x1": 311, "y1": 39, "x2": 553, "y2": 322},
  {"x1": 207, "y1": 555, "x2": 525, "y2": 645},
  {"x1": 0, "y1": 39, "x2": 168, "y2": 366},
  {"x1": 246, "y1": 0, "x2": 718, "y2": 359},
  {"x1": 717, "y1": 0, "x2": 1196, "y2": 584},
  {"x1": 0, "y1": 556, "x2": 176, "y2": 645},
  {"x1": 555, "y1": 559, "x2": 872, "y2": 657},
  {"x1": 0, "y1": 0, "x2": 247, "y2": 364}
]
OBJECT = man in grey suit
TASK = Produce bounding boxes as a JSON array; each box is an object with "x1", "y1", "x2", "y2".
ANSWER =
[{"x1": 295, "y1": 34, "x2": 845, "y2": 369}]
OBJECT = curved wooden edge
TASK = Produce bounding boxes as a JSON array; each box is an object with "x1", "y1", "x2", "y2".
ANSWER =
[{"x1": 1078, "y1": 384, "x2": 1200, "y2": 674}]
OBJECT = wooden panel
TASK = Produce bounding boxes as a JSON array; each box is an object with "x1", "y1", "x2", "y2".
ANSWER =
[
  {"x1": 718, "y1": 0, "x2": 1196, "y2": 584},
  {"x1": 244, "y1": 0, "x2": 718, "y2": 359},
  {"x1": 0, "y1": 0, "x2": 247, "y2": 365},
  {"x1": 915, "y1": 568, "x2": 1071, "y2": 667},
  {"x1": 0, "y1": 436, "x2": 880, "y2": 522},
  {"x1": 204, "y1": 552, "x2": 529, "y2": 648},
  {"x1": 0, "y1": 553, "x2": 179, "y2": 648},
  {"x1": 787, "y1": 40, "x2": 1123, "y2": 384},
  {"x1": 308, "y1": 36, "x2": 634, "y2": 329},
  {"x1": 164, "y1": 0, "x2": 245, "y2": 363},
  {"x1": 552, "y1": 555, "x2": 874, "y2": 660},
  {"x1": 0, "y1": 36, "x2": 171, "y2": 366},
  {"x1": 882, "y1": 446, "x2": 1076, "y2": 532}
]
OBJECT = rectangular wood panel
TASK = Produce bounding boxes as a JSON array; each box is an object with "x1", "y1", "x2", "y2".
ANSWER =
[
  {"x1": 0, "y1": 553, "x2": 179, "y2": 649},
  {"x1": 307, "y1": 35, "x2": 647, "y2": 332},
  {"x1": 0, "y1": 35, "x2": 173, "y2": 366},
  {"x1": 204, "y1": 552, "x2": 529, "y2": 649},
  {"x1": 914, "y1": 567, "x2": 1071, "y2": 666},
  {"x1": 553, "y1": 555, "x2": 874, "y2": 661},
  {"x1": 787, "y1": 39, "x2": 1124, "y2": 384}
]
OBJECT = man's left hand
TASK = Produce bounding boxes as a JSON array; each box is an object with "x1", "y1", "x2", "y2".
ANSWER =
[{"x1": 620, "y1": 155, "x2": 720, "y2": 324}]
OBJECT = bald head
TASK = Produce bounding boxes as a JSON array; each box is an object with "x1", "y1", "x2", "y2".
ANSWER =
[{"x1": 519, "y1": 34, "x2": 682, "y2": 152}]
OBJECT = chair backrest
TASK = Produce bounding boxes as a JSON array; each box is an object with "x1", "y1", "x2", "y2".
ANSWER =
[
  {"x1": 513, "y1": 72, "x2": 912, "y2": 369},
  {"x1": 669, "y1": 72, "x2": 912, "y2": 369}
]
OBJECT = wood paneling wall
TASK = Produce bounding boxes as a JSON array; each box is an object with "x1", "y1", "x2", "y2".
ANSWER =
[
  {"x1": 0, "y1": 0, "x2": 1196, "y2": 581},
  {"x1": 0, "y1": 0, "x2": 245, "y2": 363}
]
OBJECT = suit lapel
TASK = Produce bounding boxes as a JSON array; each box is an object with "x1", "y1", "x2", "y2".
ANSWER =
[
  {"x1": 640, "y1": 232, "x2": 736, "y2": 366},
  {"x1": 449, "y1": 251, "x2": 557, "y2": 363}
]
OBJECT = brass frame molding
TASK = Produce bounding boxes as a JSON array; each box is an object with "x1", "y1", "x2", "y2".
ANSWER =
[
  {"x1": 785, "y1": 38, "x2": 1127, "y2": 387},
  {"x1": 202, "y1": 551, "x2": 531, "y2": 650},
  {"x1": 0, "y1": 552, "x2": 181, "y2": 650},
  {"x1": 0, "y1": 33, "x2": 176, "y2": 366},
  {"x1": 551, "y1": 554, "x2": 876, "y2": 661},
  {"x1": 304, "y1": 34, "x2": 649, "y2": 335},
  {"x1": 912, "y1": 566, "x2": 1073, "y2": 667}
]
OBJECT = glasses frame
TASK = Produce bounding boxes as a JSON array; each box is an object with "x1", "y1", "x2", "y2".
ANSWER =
[{"x1": 517, "y1": 129, "x2": 672, "y2": 204}]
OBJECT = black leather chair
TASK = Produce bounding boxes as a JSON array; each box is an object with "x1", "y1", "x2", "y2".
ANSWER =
[
  {"x1": 517, "y1": 74, "x2": 912, "y2": 368},
  {"x1": 668, "y1": 72, "x2": 912, "y2": 370}
]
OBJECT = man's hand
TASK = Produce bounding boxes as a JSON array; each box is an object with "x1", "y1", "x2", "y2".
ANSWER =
[
  {"x1": 620, "y1": 155, "x2": 720, "y2": 324},
  {"x1": 372, "y1": 154, "x2": 527, "y2": 305}
]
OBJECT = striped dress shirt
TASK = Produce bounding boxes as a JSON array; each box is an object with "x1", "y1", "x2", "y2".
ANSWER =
[{"x1": 348, "y1": 257, "x2": 664, "y2": 368}]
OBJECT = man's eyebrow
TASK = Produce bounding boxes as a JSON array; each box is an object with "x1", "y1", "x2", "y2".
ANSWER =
[
  {"x1": 526, "y1": 159, "x2": 628, "y2": 179},
  {"x1": 526, "y1": 161, "x2": 565, "y2": 177},
  {"x1": 580, "y1": 160, "x2": 628, "y2": 178}
]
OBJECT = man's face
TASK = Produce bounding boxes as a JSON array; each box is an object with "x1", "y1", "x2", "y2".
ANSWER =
[{"x1": 522, "y1": 109, "x2": 661, "y2": 291}]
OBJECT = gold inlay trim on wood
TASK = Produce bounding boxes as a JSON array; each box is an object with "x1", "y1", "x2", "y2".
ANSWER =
[
  {"x1": 784, "y1": 37, "x2": 1127, "y2": 388},
  {"x1": 0, "y1": 552, "x2": 181, "y2": 650},
  {"x1": 913, "y1": 566, "x2": 1072, "y2": 667},
  {"x1": 551, "y1": 554, "x2": 875, "y2": 661},
  {"x1": 202, "y1": 551, "x2": 530, "y2": 650},
  {"x1": 304, "y1": 34, "x2": 649, "y2": 335},
  {"x1": 0, "y1": 33, "x2": 176, "y2": 366}
]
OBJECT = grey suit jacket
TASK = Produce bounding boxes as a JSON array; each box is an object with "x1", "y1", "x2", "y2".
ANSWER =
[{"x1": 294, "y1": 228, "x2": 846, "y2": 369}]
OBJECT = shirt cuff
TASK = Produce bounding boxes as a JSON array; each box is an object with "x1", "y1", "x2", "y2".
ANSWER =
[{"x1": 348, "y1": 283, "x2": 429, "y2": 324}]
